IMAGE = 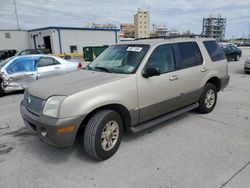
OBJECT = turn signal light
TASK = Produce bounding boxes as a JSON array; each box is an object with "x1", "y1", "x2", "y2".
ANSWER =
[{"x1": 57, "y1": 125, "x2": 75, "y2": 134}]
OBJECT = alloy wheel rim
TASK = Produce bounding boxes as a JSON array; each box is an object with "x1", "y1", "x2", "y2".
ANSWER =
[
  {"x1": 101, "y1": 120, "x2": 119, "y2": 151},
  {"x1": 205, "y1": 89, "x2": 215, "y2": 109}
]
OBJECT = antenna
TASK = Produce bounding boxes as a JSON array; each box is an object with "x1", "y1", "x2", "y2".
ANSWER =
[{"x1": 13, "y1": 0, "x2": 20, "y2": 30}]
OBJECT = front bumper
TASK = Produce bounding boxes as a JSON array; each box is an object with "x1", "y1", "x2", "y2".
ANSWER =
[
  {"x1": 220, "y1": 75, "x2": 230, "y2": 90},
  {"x1": 20, "y1": 101, "x2": 84, "y2": 148}
]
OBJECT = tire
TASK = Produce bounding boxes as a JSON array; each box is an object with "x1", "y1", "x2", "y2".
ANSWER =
[
  {"x1": 0, "y1": 80, "x2": 4, "y2": 97},
  {"x1": 84, "y1": 110, "x2": 123, "y2": 160},
  {"x1": 196, "y1": 83, "x2": 217, "y2": 114},
  {"x1": 245, "y1": 70, "x2": 250, "y2": 74},
  {"x1": 235, "y1": 54, "x2": 240, "y2": 61}
]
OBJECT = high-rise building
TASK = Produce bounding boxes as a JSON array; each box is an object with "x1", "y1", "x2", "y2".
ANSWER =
[
  {"x1": 134, "y1": 9, "x2": 150, "y2": 39},
  {"x1": 202, "y1": 14, "x2": 226, "y2": 40}
]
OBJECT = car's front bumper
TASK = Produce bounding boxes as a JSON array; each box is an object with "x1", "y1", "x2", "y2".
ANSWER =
[{"x1": 20, "y1": 101, "x2": 84, "y2": 148}]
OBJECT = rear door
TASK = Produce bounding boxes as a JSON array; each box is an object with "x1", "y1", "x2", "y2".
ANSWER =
[
  {"x1": 37, "y1": 57, "x2": 63, "y2": 79},
  {"x1": 172, "y1": 42, "x2": 205, "y2": 106}
]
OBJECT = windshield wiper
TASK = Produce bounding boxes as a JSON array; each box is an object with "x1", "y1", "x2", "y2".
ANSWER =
[{"x1": 94, "y1": 66, "x2": 112, "y2": 73}]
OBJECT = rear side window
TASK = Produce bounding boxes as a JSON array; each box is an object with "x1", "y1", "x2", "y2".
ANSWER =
[
  {"x1": 176, "y1": 42, "x2": 196, "y2": 69},
  {"x1": 203, "y1": 41, "x2": 225, "y2": 62},
  {"x1": 193, "y1": 43, "x2": 203, "y2": 65},
  {"x1": 37, "y1": 57, "x2": 60, "y2": 67}
]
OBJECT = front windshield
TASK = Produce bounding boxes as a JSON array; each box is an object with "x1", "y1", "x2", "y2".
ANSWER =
[
  {"x1": 87, "y1": 44, "x2": 150, "y2": 74},
  {"x1": 0, "y1": 57, "x2": 14, "y2": 69}
]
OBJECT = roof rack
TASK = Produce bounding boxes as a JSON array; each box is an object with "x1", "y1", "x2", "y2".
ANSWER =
[{"x1": 134, "y1": 34, "x2": 208, "y2": 40}]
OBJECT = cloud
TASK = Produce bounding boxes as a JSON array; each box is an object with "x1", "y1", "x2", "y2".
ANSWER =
[{"x1": 0, "y1": 0, "x2": 250, "y2": 38}]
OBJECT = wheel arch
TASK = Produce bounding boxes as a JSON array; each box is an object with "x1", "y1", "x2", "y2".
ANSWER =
[
  {"x1": 205, "y1": 77, "x2": 221, "y2": 92},
  {"x1": 77, "y1": 103, "x2": 132, "y2": 134}
]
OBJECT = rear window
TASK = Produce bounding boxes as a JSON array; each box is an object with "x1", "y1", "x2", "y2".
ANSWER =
[{"x1": 203, "y1": 41, "x2": 225, "y2": 62}]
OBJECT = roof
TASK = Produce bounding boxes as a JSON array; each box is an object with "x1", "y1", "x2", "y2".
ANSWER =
[
  {"x1": 0, "y1": 29, "x2": 27, "y2": 32},
  {"x1": 28, "y1": 26, "x2": 120, "y2": 32}
]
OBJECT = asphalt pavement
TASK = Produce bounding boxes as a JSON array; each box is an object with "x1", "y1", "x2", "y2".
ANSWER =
[{"x1": 0, "y1": 48, "x2": 250, "y2": 188}]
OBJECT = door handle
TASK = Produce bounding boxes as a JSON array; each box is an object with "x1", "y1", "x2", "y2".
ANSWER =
[
  {"x1": 54, "y1": 66, "x2": 61, "y2": 69},
  {"x1": 169, "y1": 75, "x2": 179, "y2": 81},
  {"x1": 200, "y1": 67, "x2": 207, "y2": 72}
]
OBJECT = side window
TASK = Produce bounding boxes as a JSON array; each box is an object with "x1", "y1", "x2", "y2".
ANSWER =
[
  {"x1": 7, "y1": 58, "x2": 36, "y2": 74},
  {"x1": 37, "y1": 57, "x2": 60, "y2": 67},
  {"x1": 146, "y1": 44, "x2": 175, "y2": 73},
  {"x1": 203, "y1": 41, "x2": 226, "y2": 62},
  {"x1": 176, "y1": 42, "x2": 196, "y2": 69},
  {"x1": 193, "y1": 42, "x2": 203, "y2": 65}
]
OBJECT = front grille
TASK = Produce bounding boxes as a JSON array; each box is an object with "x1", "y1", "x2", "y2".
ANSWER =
[{"x1": 23, "y1": 92, "x2": 45, "y2": 115}]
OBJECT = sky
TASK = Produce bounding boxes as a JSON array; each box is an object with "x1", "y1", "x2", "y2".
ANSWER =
[{"x1": 0, "y1": 0, "x2": 250, "y2": 39}]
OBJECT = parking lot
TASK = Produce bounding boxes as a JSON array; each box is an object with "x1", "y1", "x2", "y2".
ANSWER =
[{"x1": 0, "y1": 48, "x2": 250, "y2": 188}]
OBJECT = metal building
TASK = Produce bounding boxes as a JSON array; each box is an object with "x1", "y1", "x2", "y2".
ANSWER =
[
  {"x1": 202, "y1": 15, "x2": 226, "y2": 40},
  {"x1": 0, "y1": 26, "x2": 120, "y2": 54},
  {"x1": 0, "y1": 29, "x2": 30, "y2": 51}
]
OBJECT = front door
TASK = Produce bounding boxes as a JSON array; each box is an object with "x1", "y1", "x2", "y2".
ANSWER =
[
  {"x1": 5, "y1": 57, "x2": 37, "y2": 89},
  {"x1": 137, "y1": 44, "x2": 182, "y2": 123}
]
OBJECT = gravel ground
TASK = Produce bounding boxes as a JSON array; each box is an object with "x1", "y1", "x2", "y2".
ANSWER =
[{"x1": 0, "y1": 48, "x2": 250, "y2": 188}]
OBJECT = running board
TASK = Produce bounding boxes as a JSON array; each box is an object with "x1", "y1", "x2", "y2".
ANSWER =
[{"x1": 128, "y1": 102, "x2": 199, "y2": 133}]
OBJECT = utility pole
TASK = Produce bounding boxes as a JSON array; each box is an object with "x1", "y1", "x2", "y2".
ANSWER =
[{"x1": 13, "y1": 0, "x2": 20, "y2": 30}]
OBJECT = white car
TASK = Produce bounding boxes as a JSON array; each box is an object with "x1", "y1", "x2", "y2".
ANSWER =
[{"x1": 0, "y1": 55, "x2": 82, "y2": 96}]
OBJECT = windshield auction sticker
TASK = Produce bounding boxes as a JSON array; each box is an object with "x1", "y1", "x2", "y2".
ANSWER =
[{"x1": 126, "y1": 47, "x2": 143, "y2": 52}]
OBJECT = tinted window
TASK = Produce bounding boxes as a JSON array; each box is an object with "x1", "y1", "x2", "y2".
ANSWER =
[
  {"x1": 177, "y1": 42, "x2": 196, "y2": 69},
  {"x1": 193, "y1": 43, "x2": 203, "y2": 65},
  {"x1": 146, "y1": 44, "x2": 175, "y2": 73},
  {"x1": 37, "y1": 57, "x2": 60, "y2": 67},
  {"x1": 6, "y1": 58, "x2": 37, "y2": 74},
  {"x1": 203, "y1": 41, "x2": 225, "y2": 62}
]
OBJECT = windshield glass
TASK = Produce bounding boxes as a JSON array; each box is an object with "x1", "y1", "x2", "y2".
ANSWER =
[
  {"x1": 0, "y1": 57, "x2": 14, "y2": 69},
  {"x1": 87, "y1": 44, "x2": 150, "y2": 74}
]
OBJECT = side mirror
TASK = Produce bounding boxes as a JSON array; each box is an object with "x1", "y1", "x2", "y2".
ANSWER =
[{"x1": 142, "y1": 67, "x2": 161, "y2": 78}]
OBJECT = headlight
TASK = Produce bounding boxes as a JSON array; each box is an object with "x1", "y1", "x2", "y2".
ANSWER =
[{"x1": 42, "y1": 96, "x2": 66, "y2": 118}]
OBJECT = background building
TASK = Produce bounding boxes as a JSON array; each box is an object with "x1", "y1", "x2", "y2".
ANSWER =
[
  {"x1": 151, "y1": 24, "x2": 168, "y2": 37},
  {"x1": 134, "y1": 9, "x2": 150, "y2": 39},
  {"x1": 202, "y1": 14, "x2": 226, "y2": 40},
  {"x1": 0, "y1": 29, "x2": 30, "y2": 51},
  {"x1": 0, "y1": 26, "x2": 120, "y2": 54},
  {"x1": 120, "y1": 23, "x2": 135, "y2": 38}
]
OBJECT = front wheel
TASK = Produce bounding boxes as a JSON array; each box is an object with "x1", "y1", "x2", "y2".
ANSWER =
[
  {"x1": 84, "y1": 110, "x2": 123, "y2": 160},
  {"x1": 0, "y1": 80, "x2": 4, "y2": 97},
  {"x1": 196, "y1": 83, "x2": 217, "y2": 114}
]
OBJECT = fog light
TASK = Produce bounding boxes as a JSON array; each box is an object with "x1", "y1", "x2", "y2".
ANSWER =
[{"x1": 40, "y1": 127, "x2": 47, "y2": 137}]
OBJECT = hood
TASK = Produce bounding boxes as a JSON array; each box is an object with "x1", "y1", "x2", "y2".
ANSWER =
[{"x1": 27, "y1": 70, "x2": 129, "y2": 99}]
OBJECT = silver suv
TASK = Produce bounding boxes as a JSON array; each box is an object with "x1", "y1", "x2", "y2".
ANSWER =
[{"x1": 20, "y1": 38, "x2": 229, "y2": 160}]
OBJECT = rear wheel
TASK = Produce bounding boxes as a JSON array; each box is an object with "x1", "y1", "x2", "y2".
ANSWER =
[
  {"x1": 83, "y1": 110, "x2": 123, "y2": 160},
  {"x1": 196, "y1": 83, "x2": 217, "y2": 114}
]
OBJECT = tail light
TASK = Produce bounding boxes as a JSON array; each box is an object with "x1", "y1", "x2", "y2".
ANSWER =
[{"x1": 77, "y1": 63, "x2": 82, "y2": 69}]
